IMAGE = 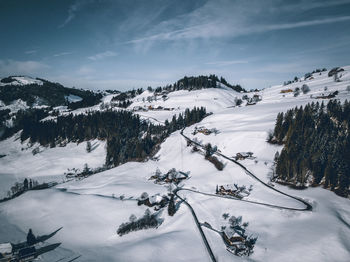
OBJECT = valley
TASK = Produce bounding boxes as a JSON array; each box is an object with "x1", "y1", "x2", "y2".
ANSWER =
[{"x1": 1, "y1": 68, "x2": 350, "y2": 261}]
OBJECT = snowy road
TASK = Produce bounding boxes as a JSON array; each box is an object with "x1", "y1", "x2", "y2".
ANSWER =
[{"x1": 173, "y1": 127, "x2": 313, "y2": 261}]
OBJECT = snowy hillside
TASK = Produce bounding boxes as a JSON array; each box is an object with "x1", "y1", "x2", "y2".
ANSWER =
[
  {"x1": 0, "y1": 76, "x2": 44, "y2": 86},
  {"x1": 1, "y1": 67, "x2": 350, "y2": 262}
]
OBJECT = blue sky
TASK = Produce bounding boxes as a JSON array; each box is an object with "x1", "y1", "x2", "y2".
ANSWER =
[{"x1": 1, "y1": 0, "x2": 350, "y2": 91}]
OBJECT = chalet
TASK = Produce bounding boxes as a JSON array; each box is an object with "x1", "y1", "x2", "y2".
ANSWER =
[
  {"x1": 193, "y1": 126, "x2": 213, "y2": 135},
  {"x1": 217, "y1": 185, "x2": 243, "y2": 199},
  {"x1": 223, "y1": 233, "x2": 245, "y2": 246},
  {"x1": 216, "y1": 184, "x2": 250, "y2": 199},
  {"x1": 138, "y1": 194, "x2": 169, "y2": 209},
  {"x1": 150, "y1": 168, "x2": 189, "y2": 185},
  {"x1": 198, "y1": 128, "x2": 211, "y2": 135},
  {"x1": 280, "y1": 89, "x2": 293, "y2": 93},
  {"x1": 222, "y1": 228, "x2": 245, "y2": 246},
  {"x1": 235, "y1": 152, "x2": 253, "y2": 160}
]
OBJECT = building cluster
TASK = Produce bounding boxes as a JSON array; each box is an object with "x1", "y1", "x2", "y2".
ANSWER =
[
  {"x1": 235, "y1": 152, "x2": 254, "y2": 161},
  {"x1": 137, "y1": 193, "x2": 170, "y2": 211},
  {"x1": 149, "y1": 168, "x2": 189, "y2": 185},
  {"x1": 192, "y1": 126, "x2": 219, "y2": 136},
  {"x1": 216, "y1": 184, "x2": 251, "y2": 199}
]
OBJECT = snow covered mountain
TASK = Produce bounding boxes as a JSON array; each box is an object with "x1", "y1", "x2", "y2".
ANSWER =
[
  {"x1": 0, "y1": 76, "x2": 102, "y2": 113},
  {"x1": 0, "y1": 68, "x2": 350, "y2": 262}
]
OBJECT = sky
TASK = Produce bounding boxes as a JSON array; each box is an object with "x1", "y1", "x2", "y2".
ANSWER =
[{"x1": 1, "y1": 0, "x2": 350, "y2": 91}]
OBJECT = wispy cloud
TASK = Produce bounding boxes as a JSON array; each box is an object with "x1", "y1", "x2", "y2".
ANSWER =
[
  {"x1": 127, "y1": 15, "x2": 350, "y2": 44},
  {"x1": 0, "y1": 60, "x2": 49, "y2": 76},
  {"x1": 121, "y1": 0, "x2": 350, "y2": 49},
  {"x1": 53, "y1": 52, "x2": 73, "y2": 57},
  {"x1": 77, "y1": 65, "x2": 95, "y2": 75},
  {"x1": 205, "y1": 60, "x2": 248, "y2": 66},
  {"x1": 87, "y1": 51, "x2": 117, "y2": 61},
  {"x1": 256, "y1": 16, "x2": 350, "y2": 32},
  {"x1": 25, "y1": 50, "x2": 37, "y2": 55},
  {"x1": 59, "y1": 0, "x2": 94, "y2": 28},
  {"x1": 272, "y1": 0, "x2": 350, "y2": 13}
]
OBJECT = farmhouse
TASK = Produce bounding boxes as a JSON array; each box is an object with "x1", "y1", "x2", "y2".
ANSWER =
[
  {"x1": 235, "y1": 152, "x2": 253, "y2": 160},
  {"x1": 216, "y1": 184, "x2": 250, "y2": 199},
  {"x1": 280, "y1": 89, "x2": 293, "y2": 93}
]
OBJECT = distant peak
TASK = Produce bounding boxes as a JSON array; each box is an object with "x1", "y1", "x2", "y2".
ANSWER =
[{"x1": 0, "y1": 76, "x2": 43, "y2": 86}]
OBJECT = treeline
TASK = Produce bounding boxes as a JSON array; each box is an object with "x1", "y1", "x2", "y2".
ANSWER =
[
  {"x1": 117, "y1": 209, "x2": 162, "y2": 236},
  {"x1": 111, "y1": 89, "x2": 144, "y2": 101},
  {"x1": 1, "y1": 178, "x2": 56, "y2": 203},
  {"x1": 269, "y1": 100, "x2": 350, "y2": 197},
  {"x1": 1, "y1": 108, "x2": 49, "y2": 140},
  {"x1": 153, "y1": 75, "x2": 245, "y2": 93},
  {"x1": 165, "y1": 107, "x2": 208, "y2": 133},
  {"x1": 20, "y1": 107, "x2": 208, "y2": 167}
]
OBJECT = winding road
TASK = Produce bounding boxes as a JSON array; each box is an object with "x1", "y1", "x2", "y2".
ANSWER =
[
  {"x1": 180, "y1": 128, "x2": 312, "y2": 211},
  {"x1": 173, "y1": 127, "x2": 313, "y2": 262}
]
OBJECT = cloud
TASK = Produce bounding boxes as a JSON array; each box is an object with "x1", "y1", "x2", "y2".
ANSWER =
[
  {"x1": 87, "y1": 51, "x2": 118, "y2": 61},
  {"x1": 272, "y1": 0, "x2": 350, "y2": 13},
  {"x1": 124, "y1": 0, "x2": 350, "y2": 47},
  {"x1": 205, "y1": 60, "x2": 248, "y2": 66},
  {"x1": 127, "y1": 15, "x2": 350, "y2": 44},
  {"x1": 77, "y1": 65, "x2": 96, "y2": 75},
  {"x1": 256, "y1": 16, "x2": 350, "y2": 32},
  {"x1": 53, "y1": 52, "x2": 73, "y2": 57},
  {"x1": 59, "y1": 0, "x2": 94, "y2": 28},
  {"x1": 25, "y1": 50, "x2": 37, "y2": 55},
  {"x1": 0, "y1": 60, "x2": 49, "y2": 76}
]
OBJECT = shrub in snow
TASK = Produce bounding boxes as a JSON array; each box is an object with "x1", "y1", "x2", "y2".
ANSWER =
[
  {"x1": 222, "y1": 213, "x2": 230, "y2": 220},
  {"x1": 347, "y1": 85, "x2": 350, "y2": 92},
  {"x1": 301, "y1": 84, "x2": 310, "y2": 94},
  {"x1": 140, "y1": 192, "x2": 149, "y2": 200},
  {"x1": 235, "y1": 97, "x2": 243, "y2": 106},
  {"x1": 86, "y1": 141, "x2": 92, "y2": 153}
]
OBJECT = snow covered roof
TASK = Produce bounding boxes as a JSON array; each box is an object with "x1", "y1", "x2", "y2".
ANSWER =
[
  {"x1": 237, "y1": 152, "x2": 253, "y2": 157},
  {"x1": 149, "y1": 194, "x2": 163, "y2": 204},
  {"x1": 224, "y1": 227, "x2": 235, "y2": 239},
  {"x1": 0, "y1": 243, "x2": 12, "y2": 254}
]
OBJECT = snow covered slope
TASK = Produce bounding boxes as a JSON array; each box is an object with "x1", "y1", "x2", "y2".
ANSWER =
[
  {"x1": 1, "y1": 67, "x2": 350, "y2": 262},
  {"x1": 0, "y1": 76, "x2": 43, "y2": 86},
  {"x1": 129, "y1": 87, "x2": 242, "y2": 123}
]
